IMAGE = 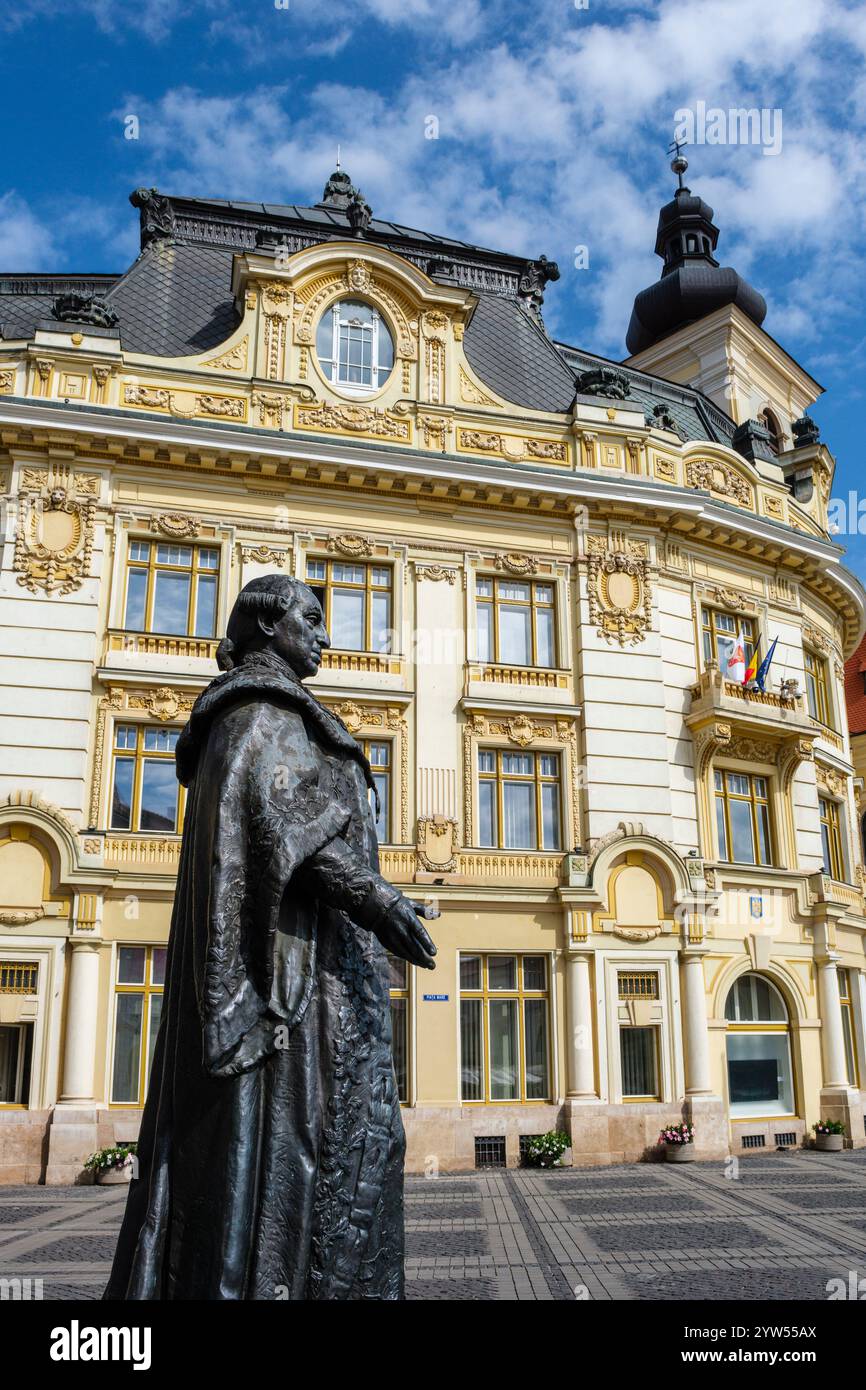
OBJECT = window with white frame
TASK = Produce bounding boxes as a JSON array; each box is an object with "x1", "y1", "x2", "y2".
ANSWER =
[
  {"x1": 315, "y1": 299, "x2": 394, "y2": 393},
  {"x1": 724, "y1": 973, "x2": 794, "y2": 1117}
]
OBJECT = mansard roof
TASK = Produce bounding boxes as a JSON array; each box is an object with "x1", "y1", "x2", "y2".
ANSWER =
[{"x1": 0, "y1": 184, "x2": 738, "y2": 445}]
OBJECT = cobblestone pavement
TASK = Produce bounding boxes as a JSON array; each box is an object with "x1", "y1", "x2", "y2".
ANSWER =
[{"x1": 1, "y1": 1148, "x2": 866, "y2": 1301}]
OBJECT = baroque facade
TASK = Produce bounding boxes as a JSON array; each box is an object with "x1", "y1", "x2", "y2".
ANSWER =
[{"x1": 1, "y1": 166, "x2": 865, "y2": 1181}]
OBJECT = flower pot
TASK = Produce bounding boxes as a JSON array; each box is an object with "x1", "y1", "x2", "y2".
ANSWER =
[
  {"x1": 815, "y1": 1133, "x2": 844, "y2": 1152},
  {"x1": 664, "y1": 1142, "x2": 697, "y2": 1162},
  {"x1": 96, "y1": 1163, "x2": 133, "y2": 1185}
]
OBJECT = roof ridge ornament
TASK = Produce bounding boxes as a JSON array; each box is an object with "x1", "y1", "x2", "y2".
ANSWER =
[
  {"x1": 130, "y1": 187, "x2": 178, "y2": 250},
  {"x1": 50, "y1": 292, "x2": 118, "y2": 329},
  {"x1": 318, "y1": 164, "x2": 373, "y2": 234},
  {"x1": 518, "y1": 255, "x2": 560, "y2": 316}
]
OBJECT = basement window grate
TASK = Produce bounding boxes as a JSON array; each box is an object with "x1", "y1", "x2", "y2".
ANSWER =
[
  {"x1": 474, "y1": 1136, "x2": 506, "y2": 1169},
  {"x1": 775, "y1": 1132, "x2": 797, "y2": 1148},
  {"x1": 741, "y1": 1134, "x2": 766, "y2": 1150}
]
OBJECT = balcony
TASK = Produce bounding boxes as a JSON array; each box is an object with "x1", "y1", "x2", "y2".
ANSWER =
[{"x1": 686, "y1": 663, "x2": 815, "y2": 740}]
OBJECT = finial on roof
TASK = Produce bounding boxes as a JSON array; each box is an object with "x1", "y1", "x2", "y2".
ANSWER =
[
  {"x1": 336, "y1": 144, "x2": 341, "y2": 171},
  {"x1": 668, "y1": 138, "x2": 689, "y2": 192},
  {"x1": 318, "y1": 163, "x2": 373, "y2": 233}
]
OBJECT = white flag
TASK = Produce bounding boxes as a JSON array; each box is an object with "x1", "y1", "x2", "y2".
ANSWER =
[{"x1": 723, "y1": 628, "x2": 746, "y2": 684}]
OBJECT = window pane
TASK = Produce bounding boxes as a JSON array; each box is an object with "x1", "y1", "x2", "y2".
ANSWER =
[
  {"x1": 152, "y1": 571, "x2": 190, "y2": 635},
  {"x1": 522, "y1": 956, "x2": 546, "y2": 991},
  {"x1": 502, "y1": 781, "x2": 535, "y2": 849},
  {"x1": 524, "y1": 998, "x2": 549, "y2": 1099},
  {"x1": 111, "y1": 757, "x2": 134, "y2": 830},
  {"x1": 621, "y1": 1027, "x2": 657, "y2": 1097},
  {"x1": 729, "y1": 799, "x2": 756, "y2": 863},
  {"x1": 390, "y1": 998, "x2": 408, "y2": 1102},
  {"x1": 460, "y1": 999, "x2": 483, "y2": 1100},
  {"x1": 198, "y1": 548, "x2": 219, "y2": 570},
  {"x1": 476, "y1": 602, "x2": 493, "y2": 662},
  {"x1": 541, "y1": 783, "x2": 560, "y2": 850},
  {"x1": 111, "y1": 993, "x2": 143, "y2": 1103},
  {"x1": 488, "y1": 998, "x2": 519, "y2": 1100},
  {"x1": 387, "y1": 954, "x2": 407, "y2": 990},
  {"x1": 146, "y1": 992, "x2": 162, "y2": 1091},
  {"x1": 715, "y1": 793, "x2": 729, "y2": 859},
  {"x1": 151, "y1": 948, "x2": 167, "y2": 986},
  {"x1": 477, "y1": 750, "x2": 495, "y2": 773},
  {"x1": 535, "y1": 606, "x2": 555, "y2": 667},
  {"x1": 140, "y1": 760, "x2": 179, "y2": 832},
  {"x1": 143, "y1": 727, "x2": 179, "y2": 753},
  {"x1": 726, "y1": 1032, "x2": 793, "y2": 1116},
  {"x1": 194, "y1": 574, "x2": 217, "y2": 638},
  {"x1": 478, "y1": 780, "x2": 497, "y2": 847},
  {"x1": 841, "y1": 1007, "x2": 857, "y2": 1087},
  {"x1": 156, "y1": 544, "x2": 191, "y2": 566},
  {"x1": 306, "y1": 559, "x2": 326, "y2": 581},
  {"x1": 331, "y1": 589, "x2": 365, "y2": 649},
  {"x1": 460, "y1": 955, "x2": 482, "y2": 991},
  {"x1": 124, "y1": 568, "x2": 148, "y2": 630},
  {"x1": 371, "y1": 591, "x2": 391, "y2": 653},
  {"x1": 499, "y1": 605, "x2": 531, "y2": 664},
  {"x1": 117, "y1": 946, "x2": 146, "y2": 985},
  {"x1": 756, "y1": 804, "x2": 772, "y2": 866},
  {"x1": 487, "y1": 957, "x2": 517, "y2": 991},
  {"x1": 370, "y1": 774, "x2": 388, "y2": 842}
]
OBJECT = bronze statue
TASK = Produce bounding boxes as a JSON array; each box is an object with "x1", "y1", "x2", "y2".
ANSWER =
[{"x1": 105, "y1": 575, "x2": 437, "y2": 1300}]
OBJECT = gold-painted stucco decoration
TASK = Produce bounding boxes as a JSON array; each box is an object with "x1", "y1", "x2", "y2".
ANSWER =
[
  {"x1": 148, "y1": 513, "x2": 200, "y2": 539},
  {"x1": 241, "y1": 545, "x2": 290, "y2": 567},
  {"x1": 415, "y1": 564, "x2": 457, "y2": 584},
  {"x1": 251, "y1": 392, "x2": 286, "y2": 429},
  {"x1": 586, "y1": 535, "x2": 652, "y2": 646},
  {"x1": 686, "y1": 458, "x2": 752, "y2": 509},
  {"x1": 458, "y1": 429, "x2": 568, "y2": 464},
  {"x1": 421, "y1": 311, "x2": 448, "y2": 405},
  {"x1": 296, "y1": 400, "x2": 410, "y2": 443},
  {"x1": 416, "y1": 816, "x2": 458, "y2": 873},
  {"x1": 294, "y1": 263, "x2": 416, "y2": 362},
  {"x1": 459, "y1": 366, "x2": 497, "y2": 406},
  {"x1": 417, "y1": 414, "x2": 451, "y2": 450},
  {"x1": 123, "y1": 384, "x2": 247, "y2": 421},
  {"x1": 693, "y1": 722, "x2": 732, "y2": 777},
  {"x1": 493, "y1": 551, "x2": 538, "y2": 576},
  {"x1": 13, "y1": 467, "x2": 99, "y2": 596},
  {"x1": 128, "y1": 687, "x2": 195, "y2": 723},
  {"x1": 203, "y1": 336, "x2": 249, "y2": 372},
  {"x1": 347, "y1": 259, "x2": 372, "y2": 294},
  {"x1": 706, "y1": 585, "x2": 755, "y2": 613},
  {"x1": 326, "y1": 533, "x2": 373, "y2": 558},
  {"x1": 197, "y1": 394, "x2": 245, "y2": 420},
  {"x1": 815, "y1": 763, "x2": 846, "y2": 798},
  {"x1": 0, "y1": 368, "x2": 15, "y2": 393},
  {"x1": 326, "y1": 701, "x2": 409, "y2": 842}
]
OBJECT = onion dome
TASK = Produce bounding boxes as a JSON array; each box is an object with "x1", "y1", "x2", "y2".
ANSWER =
[{"x1": 626, "y1": 153, "x2": 767, "y2": 355}]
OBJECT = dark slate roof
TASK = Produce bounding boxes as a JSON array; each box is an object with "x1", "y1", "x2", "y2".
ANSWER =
[
  {"x1": 106, "y1": 243, "x2": 238, "y2": 357},
  {"x1": 0, "y1": 186, "x2": 743, "y2": 451},
  {"x1": 464, "y1": 294, "x2": 576, "y2": 412}
]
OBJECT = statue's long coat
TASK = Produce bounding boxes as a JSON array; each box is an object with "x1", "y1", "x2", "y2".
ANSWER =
[{"x1": 104, "y1": 651, "x2": 405, "y2": 1300}]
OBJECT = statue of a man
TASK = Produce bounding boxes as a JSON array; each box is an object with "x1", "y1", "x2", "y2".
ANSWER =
[{"x1": 105, "y1": 575, "x2": 437, "y2": 1300}]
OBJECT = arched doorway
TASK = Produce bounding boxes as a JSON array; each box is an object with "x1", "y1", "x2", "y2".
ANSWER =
[{"x1": 725, "y1": 973, "x2": 795, "y2": 1118}]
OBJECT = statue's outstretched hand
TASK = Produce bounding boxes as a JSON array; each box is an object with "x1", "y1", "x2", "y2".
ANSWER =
[{"x1": 373, "y1": 897, "x2": 438, "y2": 970}]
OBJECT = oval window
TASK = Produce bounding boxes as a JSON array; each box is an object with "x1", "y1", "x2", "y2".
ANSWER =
[{"x1": 316, "y1": 299, "x2": 394, "y2": 393}]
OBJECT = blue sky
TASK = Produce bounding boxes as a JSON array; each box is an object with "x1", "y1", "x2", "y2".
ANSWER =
[{"x1": 2, "y1": 0, "x2": 866, "y2": 575}]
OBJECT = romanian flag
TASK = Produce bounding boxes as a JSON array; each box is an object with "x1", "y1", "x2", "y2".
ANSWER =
[{"x1": 744, "y1": 636, "x2": 761, "y2": 686}]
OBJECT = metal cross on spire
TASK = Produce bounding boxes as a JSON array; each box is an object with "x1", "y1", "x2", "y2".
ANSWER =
[{"x1": 668, "y1": 138, "x2": 689, "y2": 190}]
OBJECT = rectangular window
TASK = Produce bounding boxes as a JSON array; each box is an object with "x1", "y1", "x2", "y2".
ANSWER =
[
  {"x1": 714, "y1": 769, "x2": 773, "y2": 865},
  {"x1": 805, "y1": 650, "x2": 833, "y2": 727},
  {"x1": 387, "y1": 954, "x2": 409, "y2": 1103},
  {"x1": 110, "y1": 725, "x2": 183, "y2": 833},
  {"x1": 123, "y1": 541, "x2": 220, "y2": 637},
  {"x1": 620, "y1": 1026, "x2": 659, "y2": 1099},
  {"x1": 362, "y1": 739, "x2": 392, "y2": 844},
  {"x1": 618, "y1": 971, "x2": 659, "y2": 1001},
  {"x1": 459, "y1": 954, "x2": 550, "y2": 1103},
  {"x1": 111, "y1": 945, "x2": 167, "y2": 1105},
  {"x1": 819, "y1": 796, "x2": 845, "y2": 881},
  {"x1": 701, "y1": 606, "x2": 755, "y2": 672},
  {"x1": 476, "y1": 576, "x2": 557, "y2": 668},
  {"x1": 306, "y1": 557, "x2": 392, "y2": 653},
  {"x1": 838, "y1": 968, "x2": 860, "y2": 1089},
  {"x1": 477, "y1": 749, "x2": 562, "y2": 850}
]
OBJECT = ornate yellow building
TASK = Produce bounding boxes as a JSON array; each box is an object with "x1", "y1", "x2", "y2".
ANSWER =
[{"x1": 1, "y1": 165, "x2": 865, "y2": 1182}]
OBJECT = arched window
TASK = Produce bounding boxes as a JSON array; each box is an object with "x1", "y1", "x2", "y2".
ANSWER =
[
  {"x1": 315, "y1": 299, "x2": 394, "y2": 393},
  {"x1": 725, "y1": 973, "x2": 794, "y2": 1117},
  {"x1": 758, "y1": 408, "x2": 782, "y2": 455}
]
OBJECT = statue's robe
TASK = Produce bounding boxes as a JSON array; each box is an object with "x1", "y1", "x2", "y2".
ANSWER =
[{"x1": 104, "y1": 650, "x2": 406, "y2": 1300}]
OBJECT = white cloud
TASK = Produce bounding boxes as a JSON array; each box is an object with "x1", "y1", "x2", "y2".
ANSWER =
[{"x1": 0, "y1": 193, "x2": 55, "y2": 269}]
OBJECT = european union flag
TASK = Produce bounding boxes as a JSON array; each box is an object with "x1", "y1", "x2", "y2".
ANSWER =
[{"x1": 754, "y1": 635, "x2": 778, "y2": 692}]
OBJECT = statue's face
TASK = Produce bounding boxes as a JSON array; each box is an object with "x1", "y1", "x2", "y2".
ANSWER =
[{"x1": 262, "y1": 585, "x2": 330, "y2": 680}]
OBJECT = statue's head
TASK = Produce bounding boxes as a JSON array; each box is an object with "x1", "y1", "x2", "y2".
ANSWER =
[{"x1": 217, "y1": 574, "x2": 330, "y2": 681}]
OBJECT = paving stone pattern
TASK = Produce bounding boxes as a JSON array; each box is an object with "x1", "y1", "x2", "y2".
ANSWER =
[{"x1": 0, "y1": 1148, "x2": 865, "y2": 1301}]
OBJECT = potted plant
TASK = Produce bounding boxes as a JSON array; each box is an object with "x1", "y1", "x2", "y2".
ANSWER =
[
  {"x1": 523, "y1": 1130, "x2": 571, "y2": 1169},
  {"x1": 660, "y1": 1122, "x2": 696, "y2": 1162},
  {"x1": 84, "y1": 1143, "x2": 138, "y2": 1185},
  {"x1": 813, "y1": 1120, "x2": 846, "y2": 1152}
]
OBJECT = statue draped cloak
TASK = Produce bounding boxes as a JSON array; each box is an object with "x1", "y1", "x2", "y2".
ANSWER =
[{"x1": 104, "y1": 649, "x2": 407, "y2": 1300}]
